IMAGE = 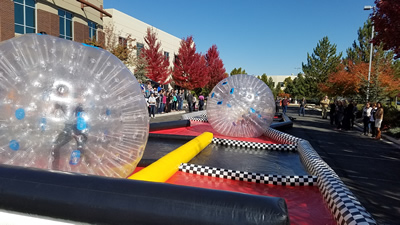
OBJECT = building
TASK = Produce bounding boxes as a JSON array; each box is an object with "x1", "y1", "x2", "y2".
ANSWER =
[
  {"x1": 268, "y1": 74, "x2": 297, "y2": 90},
  {"x1": 0, "y1": 0, "x2": 108, "y2": 44},
  {"x1": 103, "y1": 8, "x2": 181, "y2": 76}
]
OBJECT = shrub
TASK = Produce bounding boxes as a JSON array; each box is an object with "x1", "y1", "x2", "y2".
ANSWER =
[
  {"x1": 387, "y1": 127, "x2": 400, "y2": 139},
  {"x1": 381, "y1": 106, "x2": 400, "y2": 131}
]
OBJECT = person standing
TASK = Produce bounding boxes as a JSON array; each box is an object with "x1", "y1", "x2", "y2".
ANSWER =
[
  {"x1": 320, "y1": 96, "x2": 330, "y2": 119},
  {"x1": 148, "y1": 93, "x2": 156, "y2": 118},
  {"x1": 198, "y1": 95, "x2": 205, "y2": 110},
  {"x1": 275, "y1": 97, "x2": 280, "y2": 113},
  {"x1": 375, "y1": 102, "x2": 384, "y2": 140},
  {"x1": 299, "y1": 97, "x2": 306, "y2": 116},
  {"x1": 187, "y1": 92, "x2": 193, "y2": 112},
  {"x1": 370, "y1": 103, "x2": 377, "y2": 137},
  {"x1": 192, "y1": 95, "x2": 197, "y2": 111},
  {"x1": 329, "y1": 100, "x2": 336, "y2": 125},
  {"x1": 282, "y1": 97, "x2": 288, "y2": 114},
  {"x1": 362, "y1": 102, "x2": 372, "y2": 135}
]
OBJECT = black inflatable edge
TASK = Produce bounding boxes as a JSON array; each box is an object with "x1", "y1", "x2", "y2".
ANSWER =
[
  {"x1": 140, "y1": 134, "x2": 198, "y2": 167},
  {"x1": 149, "y1": 120, "x2": 191, "y2": 132},
  {"x1": 270, "y1": 113, "x2": 293, "y2": 130},
  {"x1": 148, "y1": 133, "x2": 197, "y2": 141},
  {"x1": 0, "y1": 165, "x2": 290, "y2": 225}
]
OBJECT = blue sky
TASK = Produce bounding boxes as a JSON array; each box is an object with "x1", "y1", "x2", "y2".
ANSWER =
[{"x1": 105, "y1": 0, "x2": 375, "y2": 76}]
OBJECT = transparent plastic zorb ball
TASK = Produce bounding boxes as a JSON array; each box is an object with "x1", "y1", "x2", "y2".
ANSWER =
[
  {"x1": 0, "y1": 34, "x2": 149, "y2": 178},
  {"x1": 207, "y1": 74, "x2": 275, "y2": 137}
]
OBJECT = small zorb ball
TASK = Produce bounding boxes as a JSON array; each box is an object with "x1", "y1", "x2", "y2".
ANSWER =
[
  {"x1": 0, "y1": 34, "x2": 149, "y2": 178},
  {"x1": 207, "y1": 74, "x2": 275, "y2": 137}
]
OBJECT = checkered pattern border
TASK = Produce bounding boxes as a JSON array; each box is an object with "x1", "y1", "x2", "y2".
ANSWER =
[
  {"x1": 295, "y1": 140, "x2": 377, "y2": 224},
  {"x1": 180, "y1": 111, "x2": 376, "y2": 224},
  {"x1": 179, "y1": 163, "x2": 317, "y2": 186},
  {"x1": 182, "y1": 112, "x2": 208, "y2": 122},
  {"x1": 188, "y1": 117, "x2": 208, "y2": 122},
  {"x1": 264, "y1": 127, "x2": 302, "y2": 145},
  {"x1": 212, "y1": 137, "x2": 297, "y2": 152}
]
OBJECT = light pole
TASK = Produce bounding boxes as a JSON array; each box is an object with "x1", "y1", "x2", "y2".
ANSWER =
[{"x1": 364, "y1": 5, "x2": 375, "y2": 102}]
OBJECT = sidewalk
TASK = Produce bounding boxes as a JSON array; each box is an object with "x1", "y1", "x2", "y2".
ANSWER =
[{"x1": 283, "y1": 105, "x2": 400, "y2": 225}]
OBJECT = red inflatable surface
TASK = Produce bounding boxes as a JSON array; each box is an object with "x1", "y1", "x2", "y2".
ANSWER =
[
  {"x1": 142, "y1": 120, "x2": 336, "y2": 224},
  {"x1": 132, "y1": 167, "x2": 336, "y2": 224},
  {"x1": 151, "y1": 121, "x2": 278, "y2": 144}
]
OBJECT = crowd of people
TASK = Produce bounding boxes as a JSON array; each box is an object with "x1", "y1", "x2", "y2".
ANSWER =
[
  {"x1": 139, "y1": 80, "x2": 205, "y2": 118},
  {"x1": 275, "y1": 94, "x2": 385, "y2": 140},
  {"x1": 327, "y1": 98, "x2": 384, "y2": 140}
]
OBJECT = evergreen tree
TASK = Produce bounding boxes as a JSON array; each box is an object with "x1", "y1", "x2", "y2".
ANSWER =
[
  {"x1": 346, "y1": 20, "x2": 373, "y2": 63},
  {"x1": 340, "y1": 19, "x2": 399, "y2": 101},
  {"x1": 230, "y1": 67, "x2": 247, "y2": 75},
  {"x1": 283, "y1": 77, "x2": 296, "y2": 97},
  {"x1": 292, "y1": 73, "x2": 307, "y2": 98},
  {"x1": 258, "y1": 73, "x2": 268, "y2": 83},
  {"x1": 267, "y1": 77, "x2": 275, "y2": 90},
  {"x1": 257, "y1": 73, "x2": 275, "y2": 91},
  {"x1": 302, "y1": 36, "x2": 342, "y2": 98}
]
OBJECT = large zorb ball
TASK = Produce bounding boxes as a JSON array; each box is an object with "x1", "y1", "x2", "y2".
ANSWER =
[
  {"x1": 0, "y1": 34, "x2": 149, "y2": 178},
  {"x1": 207, "y1": 74, "x2": 275, "y2": 137}
]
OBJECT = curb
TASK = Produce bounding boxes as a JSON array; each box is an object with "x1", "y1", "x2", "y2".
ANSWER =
[{"x1": 354, "y1": 122, "x2": 400, "y2": 149}]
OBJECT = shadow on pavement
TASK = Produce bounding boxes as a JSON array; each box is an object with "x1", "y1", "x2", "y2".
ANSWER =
[{"x1": 284, "y1": 105, "x2": 400, "y2": 225}]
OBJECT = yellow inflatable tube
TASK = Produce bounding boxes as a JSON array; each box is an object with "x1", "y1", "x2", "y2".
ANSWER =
[{"x1": 129, "y1": 132, "x2": 213, "y2": 182}]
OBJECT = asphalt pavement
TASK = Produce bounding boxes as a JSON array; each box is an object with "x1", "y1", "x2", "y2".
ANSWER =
[
  {"x1": 149, "y1": 106, "x2": 400, "y2": 225},
  {"x1": 283, "y1": 105, "x2": 400, "y2": 225}
]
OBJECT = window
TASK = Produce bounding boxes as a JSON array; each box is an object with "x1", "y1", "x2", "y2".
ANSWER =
[
  {"x1": 14, "y1": 0, "x2": 36, "y2": 34},
  {"x1": 88, "y1": 21, "x2": 97, "y2": 40},
  {"x1": 58, "y1": 9, "x2": 72, "y2": 40},
  {"x1": 164, "y1": 51, "x2": 169, "y2": 61},
  {"x1": 136, "y1": 43, "x2": 144, "y2": 57},
  {"x1": 119, "y1": 36, "x2": 127, "y2": 47}
]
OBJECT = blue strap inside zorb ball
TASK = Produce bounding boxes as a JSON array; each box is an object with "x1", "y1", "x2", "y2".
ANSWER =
[{"x1": 76, "y1": 112, "x2": 87, "y2": 130}]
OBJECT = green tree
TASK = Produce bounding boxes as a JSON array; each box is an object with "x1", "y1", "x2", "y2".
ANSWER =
[
  {"x1": 292, "y1": 73, "x2": 307, "y2": 98},
  {"x1": 283, "y1": 77, "x2": 296, "y2": 97},
  {"x1": 230, "y1": 67, "x2": 247, "y2": 75},
  {"x1": 274, "y1": 83, "x2": 282, "y2": 98},
  {"x1": 258, "y1": 73, "x2": 268, "y2": 83},
  {"x1": 267, "y1": 77, "x2": 275, "y2": 90},
  {"x1": 346, "y1": 20, "x2": 373, "y2": 63},
  {"x1": 342, "y1": 19, "x2": 398, "y2": 102},
  {"x1": 257, "y1": 73, "x2": 275, "y2": 92},
  {"x1": 302, "y1": 36, "x2": 342, "y2": 98}
]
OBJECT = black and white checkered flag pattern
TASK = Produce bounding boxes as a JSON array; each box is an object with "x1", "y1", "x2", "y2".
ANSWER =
[
  {"x1": 182, "y1": 112, "x2": 208, "y2": 122},
  {"x1": 180, "y1": 111, "x2": 376, "y2": 224},
  {"x1": 297, "y1": 140, "x2": 377, "y2": 225},
  {"x1": 264, "y1": 127, "x2": 302, "y2": 144},
  {"x1": 179, "y1": 163, "x2": 317, "y2": 186},
  {"x1": 212, "y1": 137, "x2": 297, "y2": 151}
]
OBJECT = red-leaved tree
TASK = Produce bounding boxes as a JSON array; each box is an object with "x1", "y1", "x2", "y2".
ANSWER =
[
  {"x1": 172, "y1": 36, "x2": 209, "y2": 90},
  {"x1": 141, "y1": 27, "x2": 170, "y2": 84},
  {"x1": 321, "y1": 59, "x2": 400, "y2": 101},
  {"x1": 205, "y1": 45, "x2": 226, "y2": 90},
  {"x1": 372, "y1": 0, "x2": 400, "y2": 59}
]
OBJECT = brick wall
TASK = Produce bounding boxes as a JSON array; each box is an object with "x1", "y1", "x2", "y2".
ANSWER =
[
  {"x1": 37, "y1": 9, "x2": 59, "y2": 37},
  {"x1": 0, "y1": 0, "x2": 15, "y2": 41},
  {"x1": 97, "y1": 30, "x2": 105, "y2": 47},
  {"x1": 74, "y1": 21, "x2": 90, "y2": 43}
]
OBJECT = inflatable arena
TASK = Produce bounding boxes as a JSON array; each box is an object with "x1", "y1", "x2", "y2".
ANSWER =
[{"x1": 0, "y1": 34, "x2": 376, "y2": 224}]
